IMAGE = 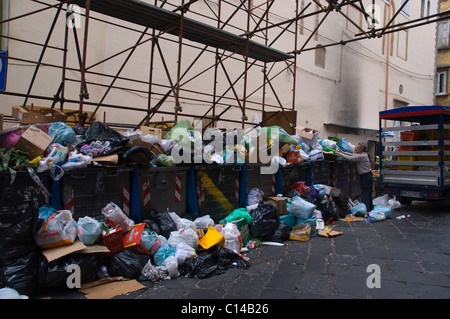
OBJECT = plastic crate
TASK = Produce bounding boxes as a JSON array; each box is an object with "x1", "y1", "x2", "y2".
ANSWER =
[
  {"x1": 195, "y1": 165, "x2": 242, "y2": 223},
  {"x1": 0, "y1": 170, "x2": 50, "y2": 229},
  {"x1": 60, "y1": 167, "x2": 131, "y2": 220},
  {"x1": 137, "y1": 167, "x2": 188, "y2": 219}
]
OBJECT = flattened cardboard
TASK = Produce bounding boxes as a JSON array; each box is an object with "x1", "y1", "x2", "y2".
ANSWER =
[
  {"x1": 42, "y1": 240, "x2": 86, "y2": 262},
  {"x1": 318, "y1": 228, "x2": 343, "y2": 238},
  {"x1": 80, "y1": 279, "x2": 146, "y2": 299}
]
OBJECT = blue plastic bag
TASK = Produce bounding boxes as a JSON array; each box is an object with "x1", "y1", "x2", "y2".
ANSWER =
[
  {"x1": 288, "y1": 196, "x2": 316, "y2": 220},
  {"x1": 350, "y1": 203, "x2": 367, "y2": 216},
  {"x1": 337, "y1": 138, "x2": 352, "y2": 153},
  {"x1": 48, "y1": 122, "x2": 77, "y2": 145},
  {"x1": 154, "y1": 243, "x2": 176, "y2": 266},
  {"x1": 373, "y1": 205, "x2": 391, "y2": 219}
]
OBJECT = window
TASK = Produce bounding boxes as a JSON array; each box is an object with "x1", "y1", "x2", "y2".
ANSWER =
[
  {"x1": 315, "y1": 45, "x2": 326, "y2": 69},
  {"x1": 438, "y1": 21, "x2": 450, "y2": 48},
  {"x1": 421, "y1": 0, "x2": 431, "y2": 18},
  {"x1": 436, "y1": 71, "x2": 447, "y2": 95},
  {"x1": 400, "y1": 0, "x2": 411, "y2": 18},
  {"x1": 397, "y1": 29, "x2": 408, "y2": 60}
]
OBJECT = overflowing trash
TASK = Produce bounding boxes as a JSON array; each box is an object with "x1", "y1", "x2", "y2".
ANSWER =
[{"x1": 0, "y1": 117, "x2": 409, "y2": 298}]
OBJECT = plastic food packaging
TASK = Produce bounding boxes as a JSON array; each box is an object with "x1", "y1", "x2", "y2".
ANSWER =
[
  {"x1": 34, "y1": 210, "x2": 77, "y2": 249},
  {"x1": 289, "y1": 224, "x2": 311, "y2": 241},
  {"x1": 102, "y1": 202, "x2": 134, "y2": 233}
]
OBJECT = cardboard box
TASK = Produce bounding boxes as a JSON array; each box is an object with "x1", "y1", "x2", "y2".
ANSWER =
[
  {"x1": 129, "y1": 138, "x2": 163, "y2": 156},
  {"x1": 140, "y1": 126, "x2": 162, "y2": 141},
  {"x1": 267, "y1": 197, "x2": 288, "y2": 216},
  {"x1": 123, "y1": 223, "x2": 149, "y2": 255},
  {"x1": 12, "y1": 105, "x2": 67, "y2": 124},
  {"x1": 279, "y1": 144, "x2": 291, "y2": 157},
  {"x1": 296, "y1": 126, "x2": 319, "y2": 145},
  {"x1": 102, "y1": 227, "x2": 124, "y2": 255},
  {"x1": 14, "y1": 125, "x2": 53, "y2": 159}
]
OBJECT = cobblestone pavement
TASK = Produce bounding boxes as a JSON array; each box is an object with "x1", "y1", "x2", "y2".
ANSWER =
[
  {"x1": 132, "y1": 200, "x2": 450, "y2": 301},
  {"x1": 46, "y1": 200, "x2": 450, "y2": 303}
]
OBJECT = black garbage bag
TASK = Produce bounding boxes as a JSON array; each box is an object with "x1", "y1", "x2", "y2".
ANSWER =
[
  {"x1": 265, "y1": 223, "x2": 291, "y2": 243},
  {"x1": 179, "y1": 246, "x2": 249, "y2": 279},
  {"x1": 319, "y1": 198, "x2": 339, "y2": 222},
  {"x1": 106, "y1": 249, "x2": 150, "y2": 279},
  {"x1": 0, "y1": 205, "x2": 42, "y2": 296},
  {"x1": 249, "y1": 202, "x2": 279, "y2": 240},
  {"x1": 144, "y1": 210, "x2": 177, "y2": 239},
  {"x1": 123, "y1": 146, "x2": 154, "y2": 166},
  {"x1": 84, "y1": 122, "x2": 129, "y2": 154},
  {"x1": 37, "y1": 253, "x2": 105, "y2": 290}
]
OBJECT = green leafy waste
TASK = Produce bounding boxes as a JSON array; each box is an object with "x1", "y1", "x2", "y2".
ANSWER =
[{"x1": 0, "y1": 148, "x2": 30, "y2": 183}]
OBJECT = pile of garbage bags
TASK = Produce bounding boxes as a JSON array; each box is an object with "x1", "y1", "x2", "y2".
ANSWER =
[
  {"x1": 1, "y1": 118, "x2": 356, "y2": 181},
  {"x1": 0, "y1": 200, "x2": 252, "y2": 297}
]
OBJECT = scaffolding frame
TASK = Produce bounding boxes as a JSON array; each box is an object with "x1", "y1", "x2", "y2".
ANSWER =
[{"x1": 1, "y1": 0, "x2": 448, "y2": 131}]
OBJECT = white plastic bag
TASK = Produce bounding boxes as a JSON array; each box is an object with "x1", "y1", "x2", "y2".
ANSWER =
[
  {"x1": 169, "y1": 212, "x2": 197, "y2": 231},
  {"x1": 193, "y1": 215, "x2": 214, "y2": 231},
  {"x1": 141, "y1": 260, "x2": 170, "y2": 281},
  {"x1": 164, "y1": 255, "x2": 179, "y2": 278},
  {"x1": 102, "y1": 202, "x2": 134, "y2": 233},
  {"x1": 221, "y1": 223, "x2": 242, "y2": 254},
  {"x1": 77, "y1": 216, "x2": 101, "y2": 245},
  {"x1": 388, "y1": 198, "x2": 402, "y2": 210},
  {"x1": 34, "y1": 210, "x2": 77, "y2": 249},
  {"x1": 175, "y1": 242, "x2": 197, "y2": 265},
  {"x1": 373, "y1": 194, "x2": 389, "y2": 206},
  {"x1": 160, "y1": 139, "x2": 176, "y2": 153},
  {"x1": 309, "y1": 149, "x2": 324, "y2": 162},
  {"x1": 168, "y1": 226, "x2": 199, "y2": 249}
]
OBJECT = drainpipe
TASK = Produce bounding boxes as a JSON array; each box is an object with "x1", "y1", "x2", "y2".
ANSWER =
[
  {"x1": 384, "y1": 1, "x2": 391, "y2": 127},
  {"x1": 384, "y1": 2, "x2": 392, "y2": 128}
]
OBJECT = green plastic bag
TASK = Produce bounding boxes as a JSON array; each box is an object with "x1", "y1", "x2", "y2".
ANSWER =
[
  {"x1": 220, "y1": 208, "x2": 254, "y2": 225},
  {"x1": 258, "y1": 126, "x2": 298, "y2": 145}
]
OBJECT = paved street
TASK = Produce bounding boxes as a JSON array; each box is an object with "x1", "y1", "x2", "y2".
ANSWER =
[
  {"x1": 43, "y1": 200, "x2": 450, "y2": 303},
  {"x1": 131, "y1": 200, "x2": 450, "y2": 300}
]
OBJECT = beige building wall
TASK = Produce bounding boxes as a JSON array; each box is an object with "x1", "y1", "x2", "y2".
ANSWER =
[{"x1": 0, "y1": 1, "x2": 438, "y2": 147}]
